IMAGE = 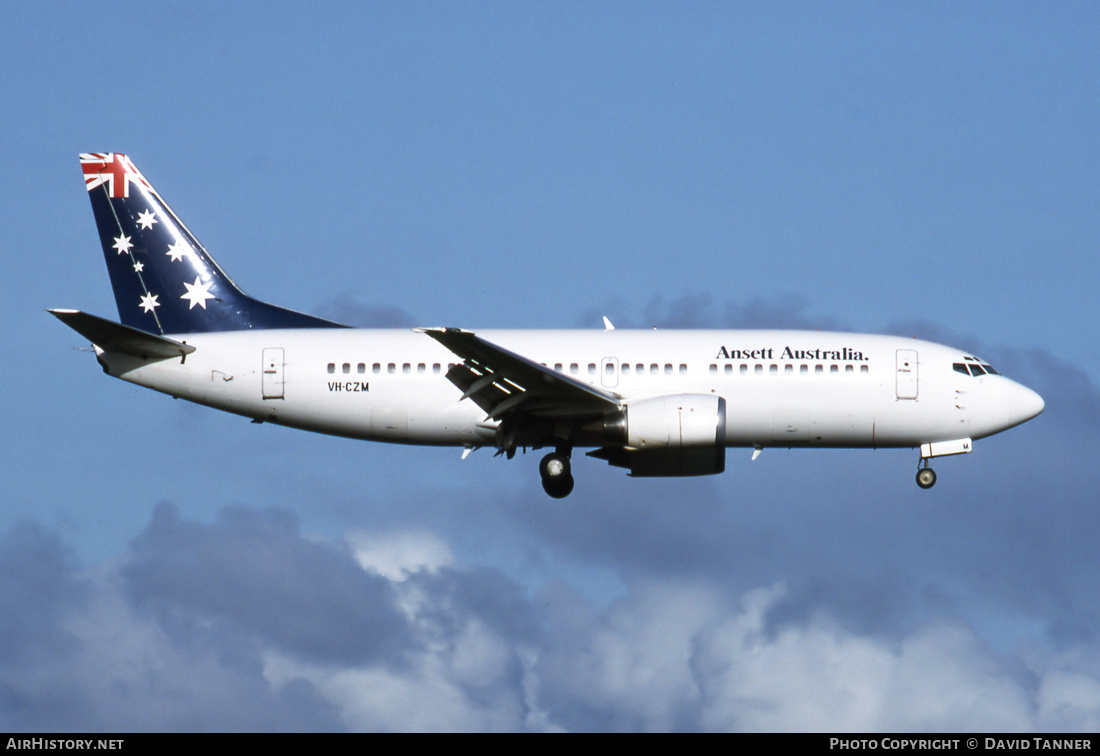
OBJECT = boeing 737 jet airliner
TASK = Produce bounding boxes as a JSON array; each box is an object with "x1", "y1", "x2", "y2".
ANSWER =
[{"x1": 52, "y1": 153, "x2": 1045, "y2": 497}]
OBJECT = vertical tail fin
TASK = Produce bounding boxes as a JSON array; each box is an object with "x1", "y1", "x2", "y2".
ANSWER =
[{"x1": 80, "y1": 153, "x2": 345, "y2": 334}]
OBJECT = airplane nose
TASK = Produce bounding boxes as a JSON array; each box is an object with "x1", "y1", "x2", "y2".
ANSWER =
[{"x1": 1007, "y1": 381, "x2": 1045, "y2": 428}]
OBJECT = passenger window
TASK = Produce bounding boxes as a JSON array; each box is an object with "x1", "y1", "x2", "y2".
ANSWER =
[
  {"x1": 373, "y1": 363, "x2": 381, "y2": 374},
  {"x1": 800, "y1": 365, "x2": 808, "y2": 374},
  {"x1": 417, "y1": 363, "x2": 426, "y2": 374},
  {"x1": 830, "y1": 365, "x2": 839, "y2": 374},
  {"x1": 815, "y1": 365, "x2": 824, "y2": 374},
  {"x1": 785, "y1": 365, "x2": 794, "y2": 374},
  {"x1": 554, "y1": 363, "x2": 563, "y2": 372},
  {"x1": 755, "y1": 365, "x2": 763, "y2": 375},
  {"x1": 623, "y1": 364, "x2": 631, "y2": 375},
  {"x1": 327, "y1": 363, "x2": 335, "y2": 374},
  {"x1": 588, "y1": 364, "x2": 597, "y2": 375},
  {"x1": 770, "y1": 365, "x2": 778, "y2": 375},
  {"x1": 402, "y1": 364, "x2": 411, "y2": 374},
  {"x1": 679, "y1": 364, "x2": 688, "y2": 375},
  {"x1": 665, "y1": 364, "x2": 673, "y2": 375},
  {"x1": 342, "y1": 363, "x2": 350, "y2": 374},
  {"x1": 740, "y1": 364, "x2": 747, "y2": 375},
  {"x1": 650, "y1": 364, "x2": 659, "y2": 374},
  {"x1": 570, "y1": 363, "x2": 579, "y2": 375},
  {"x1": 845, "y1": 365, "x2": 854, "y2": 373},
  {"x1": 605, "y1": 363, "x2": 615, "y2": 375},
  {"x1": 860, "y1": 365, "x2": 869, "y2": 374},
  {"x1": 387, "y1": 363, "x2": 396, "y2": 374},
  {"x1": 433, "y1": 364, "x2": 441, "y2": 373}
]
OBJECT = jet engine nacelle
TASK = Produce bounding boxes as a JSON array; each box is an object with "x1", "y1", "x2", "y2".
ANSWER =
[
  {"x1": 593, "y1": 394, "x2": 727, "y2": 477},
  {"x1": 619, "y1": 394, "x2": 727, "y2": 449}
]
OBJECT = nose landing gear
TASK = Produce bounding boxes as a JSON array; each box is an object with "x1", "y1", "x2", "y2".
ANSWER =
[
  {"x1": 540, "y1": 449, "x2": 574, "y2": 498},
  {"x1": 915, "y1": 438, "x2": 972, "y2": 489}
]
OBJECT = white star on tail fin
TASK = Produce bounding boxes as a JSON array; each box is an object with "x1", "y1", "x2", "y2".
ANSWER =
[
  {"x1": 180, "y1": 277, "x2": 215, "y2": 309},
  {"x1": 139, "y1": 293, "x2": 160, "y2": 313},
  {"x1": 136, "y1": 209, "x2": 158, "y2": 229},
  {"x1": 166, "y1": 241, "x2": 191, "y2": 262}
]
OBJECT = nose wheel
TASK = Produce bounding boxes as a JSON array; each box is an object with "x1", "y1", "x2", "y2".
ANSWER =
[
  {"x1": 916, "y1": 462, "x2": 937, "y2": 490},
  {"x1": 540, "y1": 450, "x2": 574, "y2": 498}
]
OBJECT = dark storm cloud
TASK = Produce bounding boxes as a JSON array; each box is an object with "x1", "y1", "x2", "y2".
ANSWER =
[{"x1": 122, "y1": 503, "x2": 410, "y2": 665}]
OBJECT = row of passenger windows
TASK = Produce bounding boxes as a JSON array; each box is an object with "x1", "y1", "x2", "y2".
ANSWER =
[
  {"x1": 327, "y1": 361, "x2": 868, "y2": 376},
  {"x1": 546, "y1": 363, "x2": 689, "y2": 375},
  {"x1": 712, "y1": 363, "x2": 869, "y2": 375},
  {"x1": 328, "y1": 362, "x2": 454, "y2": 375},
  {"x1": 540, "y1": 362, "x2": 868, "y2": 376}
]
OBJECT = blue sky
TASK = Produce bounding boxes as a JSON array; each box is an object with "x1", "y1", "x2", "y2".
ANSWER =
[{"x1": 3, "y1": 1, "x2": 1099, "y2": 731}]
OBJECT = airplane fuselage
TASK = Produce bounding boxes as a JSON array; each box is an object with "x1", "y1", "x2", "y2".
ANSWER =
[{"x1": 98, "y1": 327, "x2": 1036, "y2": 452}]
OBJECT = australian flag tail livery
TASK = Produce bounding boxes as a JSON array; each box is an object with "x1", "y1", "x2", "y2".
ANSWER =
[{"x1": 79, "y1": 153, "x2": 345, "y2": 335}]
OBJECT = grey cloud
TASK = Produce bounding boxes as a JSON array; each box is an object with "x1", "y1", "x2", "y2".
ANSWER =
[
  {"x1": 3, "y1": 501, "x2": 1100, "y2": 731},
  {"x1": 122, "y1": 503, "x2": 411, "y2": 666},
  {"x1": 0, "y1": 516, "x2": 342, "y2": 731},
  {"x1": 312, "y1": 292, "x2": 419, "y2": 327},
  {"x1": 581, "y1": 293, "x2": 848, "y2": 331},
  {"x1": 0, "y1": 521, "x2": 85, "y2": 667}
]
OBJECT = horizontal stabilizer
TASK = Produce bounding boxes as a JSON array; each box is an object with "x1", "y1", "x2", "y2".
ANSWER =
[{"x1": 49, "y1": 309, "x2": 196, "y2": 359}]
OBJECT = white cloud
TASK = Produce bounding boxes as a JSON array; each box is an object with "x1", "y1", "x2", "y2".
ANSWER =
[
  {"x1": 348, "y1": 530, "x2": 456, "y2": 580},
  {"x1": 694, "y1": 604, "x2": 1036, "y2": 732}
]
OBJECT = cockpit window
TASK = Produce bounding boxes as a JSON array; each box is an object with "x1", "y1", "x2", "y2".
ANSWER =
[{"x1": 954, "y1": 357, "x2": 999, "y2": 377}]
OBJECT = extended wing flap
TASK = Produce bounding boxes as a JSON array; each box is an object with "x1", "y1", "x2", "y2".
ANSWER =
[
  {"x1": 446, "y1": 361, "x2": 515, "y2": 416},
  {"x1": 49, "y1": 309, "x2": 196, "y2": 360},
  {"x1": 418, "y1": 327, "x2": 621, "y2": 419}
]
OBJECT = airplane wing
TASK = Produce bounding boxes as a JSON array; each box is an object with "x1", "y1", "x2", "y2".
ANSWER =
[{"x1": 417, "y1": 327, "x2": 622, "y2": 420}]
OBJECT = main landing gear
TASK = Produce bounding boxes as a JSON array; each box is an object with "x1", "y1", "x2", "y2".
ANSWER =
[
  {"x1": 916, "y1": 460, "x2": 937, "y2": 490},
  {"x1": 540, "y1": 449, "x2": 574, "y2": 499}
]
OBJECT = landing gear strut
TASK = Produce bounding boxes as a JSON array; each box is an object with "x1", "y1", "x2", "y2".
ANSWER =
[
  {"x1": 916, "y1": 460, "x2": 937, "y2": 490},
  {"x1": 540, "y1": 449, "x2": 574, "y2": 498}
]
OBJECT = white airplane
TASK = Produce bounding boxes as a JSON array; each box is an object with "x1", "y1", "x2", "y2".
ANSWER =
[{"x1": 52, "y1": 153, "x2": 1045, "y2": 497}]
